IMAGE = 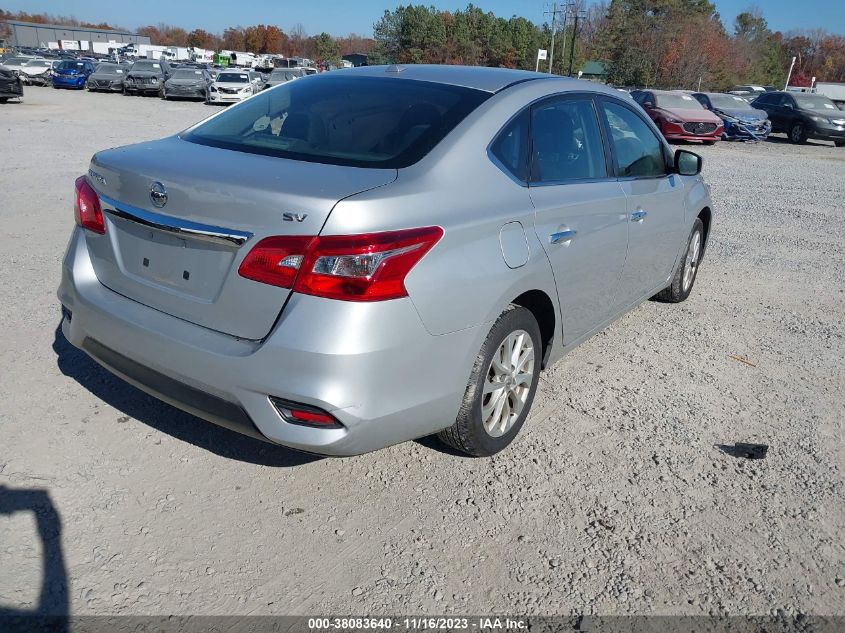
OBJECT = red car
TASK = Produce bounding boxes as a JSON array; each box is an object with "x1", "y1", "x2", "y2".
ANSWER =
[{"x1": 632, "y1": 90, "x2": 723, "y2": 144}]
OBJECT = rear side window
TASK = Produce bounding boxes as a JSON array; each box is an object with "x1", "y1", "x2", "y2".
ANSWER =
[
  {"x1": 183, "y1": 76, "x2": 491, "y2": 168},
  {"x1": 601, "y1": 101, "x2": 666, "y2": 178},
  {"x1": 490, "y1": 110, "x2": 529, "y2": 182},
  {"x1": 530, "y1": 98, "x2": 607, "y2": 183}
]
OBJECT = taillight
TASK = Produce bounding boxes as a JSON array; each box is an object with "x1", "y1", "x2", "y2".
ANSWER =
[
  {"x1": 238, "y1": 227, "x2": 443, "y2": 302},
  {"x1": 74, "y1": 175, "x2": 105, "y2": 234},
  {"x1": 238, "y1": 236, "x2": 313, "y2": 288}
]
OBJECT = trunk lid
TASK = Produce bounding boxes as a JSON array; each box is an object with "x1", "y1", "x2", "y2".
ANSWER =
[{"x1": 85, "y1": 136, "x2": 396, "y2": 339}]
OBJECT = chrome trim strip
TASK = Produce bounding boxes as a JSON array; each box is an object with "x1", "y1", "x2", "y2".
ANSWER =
[{"x1": 98, "y1": 194, "x2": 253, "y2": 248}]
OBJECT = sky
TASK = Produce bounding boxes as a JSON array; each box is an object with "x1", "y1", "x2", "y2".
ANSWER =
[{"x1": 5, "y1": 0, "x2": 844, "y2": 38}]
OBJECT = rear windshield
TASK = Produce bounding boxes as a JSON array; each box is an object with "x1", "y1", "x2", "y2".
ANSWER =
[
  {"x1": 218, "y1": 72, "x2": 249, "y2": 83},
  {"x1": 655, "y1": 93, "x2": 703, "y2": 109},
  {"x1": 183, "y1": 75, "x2": 491, "y2": 168}
]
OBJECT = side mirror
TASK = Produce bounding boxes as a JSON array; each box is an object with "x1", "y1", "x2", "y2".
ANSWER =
[
  {"x1": 675, "y1": 149, "x2": 702, "y2": 176},
  {"x1": 783, "y1": 102, "x2": 793, "y2": 110}
]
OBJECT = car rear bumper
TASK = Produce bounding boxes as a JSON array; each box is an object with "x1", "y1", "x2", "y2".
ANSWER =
[{"x1": 58, "y1": 228, "x2": 481, "y2": 456}]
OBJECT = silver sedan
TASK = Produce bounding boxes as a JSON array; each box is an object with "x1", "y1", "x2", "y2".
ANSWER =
[{"x1": 58, "y1": 65, "x2": 713, "y2": 456}]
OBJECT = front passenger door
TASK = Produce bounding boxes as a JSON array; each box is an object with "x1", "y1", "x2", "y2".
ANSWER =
[{"x1": 598, "y1": 99, "x2": 686, "y2": 306}]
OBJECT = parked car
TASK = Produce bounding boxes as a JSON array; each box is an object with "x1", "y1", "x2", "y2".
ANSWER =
[
  {"x1": 751, "y1": 91, "x2": 845, "y2": 146},
  {"x1": 691, "y1": 92, "x2": 771, "y2": 140},
  {"x1": 262, "y1": 67, "x2": 307, "y2": 90},
  {"x1": 0, "y1": 64, "x2": 24, "y2": 102},
  {"x1": 206, "y1": 70, "x2": 260, "y2": 104},
  {"x1": 18, "y1": 58, "x2": 57, "y2": 86},
  {"x1": 124, "y1": 59, "x2": 172, "y2": 96},
  {"x1": 52, "y1": 60, "x2": 96, "y2": 89},
  {"x1": 632, "y1": 89, "x2": 723, "y2": 143},
  {"x1": 0, "y1": 56, "x2": 35, "y2": 74},
  {"x1": 161, "y1": 68, "x2": 213, "y2": 100},
  {"x1": 58, "y1": 65, "x2": 713, "y2": 457},
  {"x1": 87, "y1": 63, "x2": 129, "y2": 92}
]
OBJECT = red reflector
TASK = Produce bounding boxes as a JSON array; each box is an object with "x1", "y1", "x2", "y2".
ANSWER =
[
  {"x1": 74, "y1": 175, "x2": 105, "y2": 234},
  {"x1": 289, "y1": 409, "x2": 336, "y2": 425}
]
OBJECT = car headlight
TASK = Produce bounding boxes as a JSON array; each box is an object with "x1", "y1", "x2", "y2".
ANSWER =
[
  {"x1": 151, "y1": 77, "x2": 157, "y2": 84},
  {"x1": 241, "y1": 86, "x2": 251, "y2": 93},
  {"x1": 808, "y1": 115, "x2": 829, "y2": 124},
  {"x1": 664, "y1": 116, "x2": 683, "y2": 124}
]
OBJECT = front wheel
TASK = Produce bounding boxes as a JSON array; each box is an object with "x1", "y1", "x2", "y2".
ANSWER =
[
  {"x1": 835, "y1": 140, "x2": 845, "y2": 148},
  {"x1": 438, "y1": 305, "x2": 542, "y2": 457},
  {"x1": 702, "y1": 139, "x2": 716, "y2": 145},
  {"x1": 789, "y1": 122, "x2": 807, "y2": 144},
  {"x1": 654, "y1": 218, "x2": 704, "y2": 303}
]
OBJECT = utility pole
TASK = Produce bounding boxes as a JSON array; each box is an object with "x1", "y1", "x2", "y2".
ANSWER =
[
  {"x1": 567, "y1": 11, "x2": 583, "y2": 77},
  {"x1": 544, "y1": 2, "x2": 569, "y2": 74}
]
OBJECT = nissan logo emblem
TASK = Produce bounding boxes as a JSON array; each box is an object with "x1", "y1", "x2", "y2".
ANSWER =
[{"x1": 150, "y1": 182, "x2": 167, "y2": 208}]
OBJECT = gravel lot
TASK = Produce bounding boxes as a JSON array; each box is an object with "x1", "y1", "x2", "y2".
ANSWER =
[{"x1": 1, "y1": 87, "x2": 843, "y2": 618}]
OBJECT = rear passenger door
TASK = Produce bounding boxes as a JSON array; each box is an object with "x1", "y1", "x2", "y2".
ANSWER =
[
  {"x1": 527, "y1": 94, "x2": 629, "y2": 344},
  {"x1": 597, "y1": 98, "x2": 686, "y2": 306}
]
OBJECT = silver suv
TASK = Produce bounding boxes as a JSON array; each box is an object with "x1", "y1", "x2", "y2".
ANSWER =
[{"x1": 58, "y1": 65, "x2": 713, "y2": 457}]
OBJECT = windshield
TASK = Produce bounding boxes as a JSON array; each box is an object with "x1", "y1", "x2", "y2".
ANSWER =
[
  {"x1": 708, "y1": 94, "x2": 754, "y2": 110},
  {"x1": 794, "y1": 94, "x2": 838, "y2": 111},
  {"x1": 5, "y1": 57, "x2": 30, "y2": 65},
  {"x1": 655, "y1": 93, "x2": 704, "y2": 109},
  {"x1": 173, "y1": 69, "x2": 204, "y2": 79},
  {"x1": 269, "y1": 69, "x2": 301, "y2": 81},
  {"x1": 183, "y1": 75, "x2": 491, "y2": 169},
  {"x1": 57, "y1": 61, "x2": 86, "y2": 70},
  {"x1": 95, "y1": 63, "x2": 122, "y2": 75},
  {"x1": 131, "y1": 61, "x2": 160, "y2": 72},
  {"x1": 218, "y1": 73, "x2": 249, "y2": 83},
  {"x1": 24, "y1": 60, "x2": 52, "y2": 68}
]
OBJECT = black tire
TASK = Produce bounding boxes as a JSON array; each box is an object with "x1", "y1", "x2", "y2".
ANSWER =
[
  {"x1": 654, "y1": 218, "x2": 705, "y2": 303},
  {"x1": 789, "y1": 121, "x2": 807, "y2": 144},
  {"x1": 437, "y1": 305, "x2": 542, "y2": 457},
  {"x1": 0, "y1": 97, "x2": 7, "y2": 104},
  {"x1": 702, "y1": 140, "x2": 716, "y2": 145},
  {"x1": 835, "y1": 140, "x2": 845, "y2": 148}
]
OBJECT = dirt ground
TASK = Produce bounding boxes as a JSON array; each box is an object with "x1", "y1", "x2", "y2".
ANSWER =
[{"x1": 1, "y1": 86, "x2": 843, "y2": 618}]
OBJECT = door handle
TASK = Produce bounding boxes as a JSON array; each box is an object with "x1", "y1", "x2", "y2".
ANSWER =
[
  {"x1": 630, "y1": 210, "x2": 648, "y2": 222},
  {"x1": 550, "y1": 229, "x2": 577, "y2": 244}
]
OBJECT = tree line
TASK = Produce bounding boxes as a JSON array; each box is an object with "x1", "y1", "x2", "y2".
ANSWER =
[
  {"x1": 3, "y1": 5, "x2": 844, "y2": 89},
  {"x1": 371, "y1": 2, "x2": 845, "y2": 89}
]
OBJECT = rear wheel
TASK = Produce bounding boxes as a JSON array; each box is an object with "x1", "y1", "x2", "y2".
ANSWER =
[
  {"x1": 438, "y1": 306, "x2": 542, "y2": 457},
  {"x1": 654, "y1": 218, "x2": 704, "y2": 303},
  {"x1": 789, "y1": 122, "x2": 807, "y2": 144}
]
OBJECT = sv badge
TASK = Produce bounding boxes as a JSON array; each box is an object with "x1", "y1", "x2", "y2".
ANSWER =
[{"x1": 282, "y1": 213, "x2": 308, "y2": 222}]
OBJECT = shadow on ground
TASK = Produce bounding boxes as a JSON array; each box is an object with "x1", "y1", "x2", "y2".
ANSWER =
[
  {"x1": 0, "y1": 485, "x2": 68, "y2": 632},
  {"x1": 52, "y1": 324, "x2": 320, "y2": 467}
]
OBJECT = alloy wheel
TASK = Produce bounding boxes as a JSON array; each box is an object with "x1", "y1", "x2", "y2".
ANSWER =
[
  {"x1": 481, "y1": 329, "x2": 535, "y2": 438},
  {"x1": 683, "y1": 230, "x2": 702, "y2": 292}
]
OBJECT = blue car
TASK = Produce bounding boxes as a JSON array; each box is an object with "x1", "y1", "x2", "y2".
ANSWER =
[
  {"x1": 52, "y1": 60, "x2": 96, "y2": 90},
  {"x1": 692, "y1": 92, "x2": 772, "y2": 141}
]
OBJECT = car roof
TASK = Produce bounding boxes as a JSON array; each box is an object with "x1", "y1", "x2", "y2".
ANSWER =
[{"x1": 334, "y1": 64, "x2": 559, "y2": 93}]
